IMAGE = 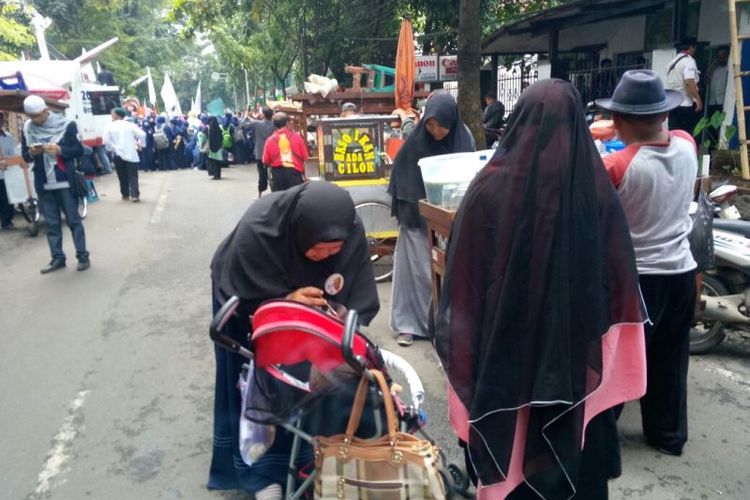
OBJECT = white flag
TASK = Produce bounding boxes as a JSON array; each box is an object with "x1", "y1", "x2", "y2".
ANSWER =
[
  {"x1": 161, "y1": 72, "x2": 182, "y2": 116},
  {"x1": 130, "y1": 74, "x2": 149, "y2": 87},
  {"x1": 194, "y1": 80, "x2": 202, "y2": 114},
  {"x1": 147, "y1": 67, "x2": 157, "y2": 107}
]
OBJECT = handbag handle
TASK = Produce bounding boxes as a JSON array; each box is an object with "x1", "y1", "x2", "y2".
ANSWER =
[{"x1": 345, "y1": 369, "x2": 399, "y2": 444}]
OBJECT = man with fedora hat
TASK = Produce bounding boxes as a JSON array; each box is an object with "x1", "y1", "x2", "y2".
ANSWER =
[
  {"x1": 666, "y1": 37, "x2": 702, "y2": 133},
  {"x1": 597, "y1": 69, "x2": 698, "y2": 457}
]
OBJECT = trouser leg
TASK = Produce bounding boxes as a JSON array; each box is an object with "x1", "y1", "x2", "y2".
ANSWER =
[
  {"x1": 639, "y1": 272, "x2": 695, "y2": 452},
  {"x1": 40, "y1": 190, "x2": 64, "y2": 261},
  {"x1": 257, "y1": 161, "x2": 268, "y2": 192},
  {"x1": 128, "y1": 161, "x2": 140, "y2": 198},
  {"x1": 0, "y1": 179, "x2": 13, "y2": 227},
  {"x1": 114, "y1": 156, "x2": 129, "y2": 197},
  {"x1": 58, "y1": 188, "x2": 88, "y2": 261}
]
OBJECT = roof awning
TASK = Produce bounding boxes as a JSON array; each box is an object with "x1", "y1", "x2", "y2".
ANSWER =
[
  {"x1": 0, "y1": 90, "x2": 68, "y2": 113},
  {"x1": 482, "y1": 0, "x2": 670, "y2": 55}
]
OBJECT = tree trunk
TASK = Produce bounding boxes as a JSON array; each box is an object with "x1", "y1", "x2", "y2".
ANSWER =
[{"x1": 457, "y1": 0, "x2": 484, "y2": 148}]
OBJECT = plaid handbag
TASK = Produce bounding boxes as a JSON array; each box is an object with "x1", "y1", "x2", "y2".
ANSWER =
[{"x1": 314, "y1": 369, "x2": 446, "y2": 499}]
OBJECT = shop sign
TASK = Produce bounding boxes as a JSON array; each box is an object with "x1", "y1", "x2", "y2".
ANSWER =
[
  {"x1": 439, "y1": 55, "x2": 458, "y2": 81},
  {"x1": 416, "y1": 55, "x2": 439, "y2": 82},
  {"x1": 333, "y1": 129, "x2": 377, "y2": 176}
]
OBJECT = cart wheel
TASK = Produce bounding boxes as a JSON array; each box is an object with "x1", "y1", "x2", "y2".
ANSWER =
[
  {"x1": 78, "y1": 197, "x2": 87, "y2": 219},
  {"x1": 448, "y1": 463, "x2": 472, "y2": 497},
  {"x1": 28, "y1": 221, "x2": 39, "y2": 237},
  {"x1": 354, "y1": 201, "x2": 397, "y2": 283},
  {"x1": 438, "y1": 467, "x2": 456, "y2": 499}
]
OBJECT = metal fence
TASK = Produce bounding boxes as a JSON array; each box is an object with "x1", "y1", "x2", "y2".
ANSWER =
[
  {"x1": 497, "y1": 63, "x2": 539, "y2": 118},
  {"x1": 568, "y1": 63, "x2": 647, "y2": 106}
]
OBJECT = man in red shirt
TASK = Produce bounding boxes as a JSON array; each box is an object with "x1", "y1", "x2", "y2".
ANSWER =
[{"x1": 262, "y1": 112, "x2": 308, "y2": 192}]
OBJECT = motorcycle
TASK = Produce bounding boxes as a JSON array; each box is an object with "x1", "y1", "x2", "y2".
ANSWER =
[{"x1": 691, "y1": 185, "x2": 750, "y2": 353}]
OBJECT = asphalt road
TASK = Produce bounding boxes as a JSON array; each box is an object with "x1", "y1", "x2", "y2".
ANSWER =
[{"x1": 1, "y1": 166, "x2": 748, "y2": 500}]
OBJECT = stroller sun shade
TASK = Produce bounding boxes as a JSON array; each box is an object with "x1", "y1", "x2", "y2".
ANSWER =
[
  {"x1": 251, "y1": 300, "x2": 375, "y2": 376},
  {"x1": 246, "y1": 300, "x2": 383, "y2": 427}
]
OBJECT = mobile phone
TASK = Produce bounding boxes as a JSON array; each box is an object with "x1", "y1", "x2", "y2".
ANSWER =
[{"x1": 31, "y1": 143, "x2": 44, "y2": 148}]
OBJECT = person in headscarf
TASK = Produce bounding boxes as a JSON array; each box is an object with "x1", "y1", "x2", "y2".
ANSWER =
[
  {"x1": 208, "y1": 181, "x2": 379, "y2": 499},
  {"x1": 138, "y1": 118, "x2": 155, "y2": 171},
  {"x1": 207, "y1": 116, "x2": 225, "y2": 180},
  {"x1": 21, "y1": 95, "x2": 90, "y2": 273},
  {"x1": 434, "y1": 79, "x2": 647, "y2": 499},
  {"x1": 387, "y1": 92, "x2": 474, "y2": 346},
  {"x1": 196, "y1": 124, "x2": 208, "y2": 171},
  {"x1": 154, "y1": 116, "x2": 175, "y2": 170},
  {"x1": 170, "y1": 117, "x2": 187, "y2": 169}
]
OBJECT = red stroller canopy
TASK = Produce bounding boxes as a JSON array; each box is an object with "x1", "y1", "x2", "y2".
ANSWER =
[{"x1": 251, "y1": 300, "x2": 373, "y2": 375}]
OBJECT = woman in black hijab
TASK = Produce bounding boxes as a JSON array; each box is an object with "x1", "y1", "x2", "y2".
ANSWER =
[
  {"x1": 434, "y1": 80, "x2": 647, "y2": 499},
  {"x1": 207, "y1": 116, "x2": 224, "y2": 179},
  {"x1": 208, "y1": 181, "x2": 379, "y2": 498},
  {"x1": 387, "y1": 92, "x2": 474, "y2": 346}
]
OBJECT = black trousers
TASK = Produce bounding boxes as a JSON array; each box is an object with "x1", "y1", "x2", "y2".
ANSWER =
[
  {"x1": 669, "y1": 105, "x2": 701, "y2": 135},
  {"x1": 256, "y1": 161, "x2": 269, "y2": 193},
  {"x1": 639, "y1": 271, "x2": 696, "y2": 453},
  {"x1": 269, "y1": 167, "x2": 304, "y2": 192},
  {"x1": 113, "y1": 156, "x2": 140, "y2": 199},
  {"x1": 0, "y1": 178, "x2": 14, "y2": 227},
  {"x1": 207, "y1": 158, "x2": 223, "y2": 179}
]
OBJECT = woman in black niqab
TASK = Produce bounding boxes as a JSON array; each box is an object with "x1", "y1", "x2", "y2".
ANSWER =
[
  {"x1": 434, "y1": 80, "x2": 647, "y2": 499},
  {"x1": 387, "y1": 93, "x2": 475, "y2": 345},
  {"x1": 208, "y1": 181, "x2": 379, "y2": 496}
]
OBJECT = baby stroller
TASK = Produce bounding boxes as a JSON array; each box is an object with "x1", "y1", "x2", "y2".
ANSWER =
[{"x1": 210, "y1": 297, "x2": 470, "y2": 499}]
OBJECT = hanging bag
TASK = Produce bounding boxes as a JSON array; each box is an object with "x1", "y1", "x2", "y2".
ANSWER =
[
  {"x1": 688, "y1": 185, "x2": 714, "y2": 272},
  {"x1": 314, "y1": 369, "x2": 446, "y2": 500}
]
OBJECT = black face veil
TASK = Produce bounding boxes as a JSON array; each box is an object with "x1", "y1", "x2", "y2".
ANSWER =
[
  {"x1": 434, "y1": 80, "x2": 643, "y2": 497},
  {"x1": 211, "y1": 181, "x2": 379, "y2": 325}
]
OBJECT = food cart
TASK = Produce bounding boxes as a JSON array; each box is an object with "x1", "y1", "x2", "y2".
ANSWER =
[{"x1": 315, "y1": 115, "x2": 400, "y2": 281}]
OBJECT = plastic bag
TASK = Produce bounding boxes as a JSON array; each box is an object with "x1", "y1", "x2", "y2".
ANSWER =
[
  {"x1": 688, "y1": 189, "x2": 714, "y2": 272},
  {"x1": 238, "y1": 360, "x2": 276, "y2": 466}
]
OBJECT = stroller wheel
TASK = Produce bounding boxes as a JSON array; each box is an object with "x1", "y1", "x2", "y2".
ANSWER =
[
  {"x1": 28, "y1": 221, "x2": 39, "y2": 237},
  {"x1": 438, "y1": 467, "x2": 456, "y2": 499},
  {"x1": 448, "y1": 463, "x2": 473, "y2": 498}
]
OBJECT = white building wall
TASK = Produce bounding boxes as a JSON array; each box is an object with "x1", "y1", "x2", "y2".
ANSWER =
[{"x1": 699, "y1": 0, "x2": 731, "y2": 45}]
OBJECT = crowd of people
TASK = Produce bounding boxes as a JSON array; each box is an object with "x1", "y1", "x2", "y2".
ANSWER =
[
  {"x1": 0, "y1": 53, "x2": 712, "y2": 499},
  {"x1": 206, "y1": 67, "x2": 701, "y2": 500}
]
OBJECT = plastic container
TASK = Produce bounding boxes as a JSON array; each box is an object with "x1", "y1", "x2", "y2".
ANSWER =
[{"x1": 419, "y1": 149, "x2": 494, "y2": 206}]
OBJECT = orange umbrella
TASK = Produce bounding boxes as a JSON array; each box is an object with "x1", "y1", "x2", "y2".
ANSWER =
[{"x1": 395, "y1": 17, "x2": 415, "y2": 112}]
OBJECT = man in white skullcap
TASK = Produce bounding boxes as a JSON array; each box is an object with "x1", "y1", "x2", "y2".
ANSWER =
[{"x1": 21, "y1": 95, "x2": 90, "y2": 273}]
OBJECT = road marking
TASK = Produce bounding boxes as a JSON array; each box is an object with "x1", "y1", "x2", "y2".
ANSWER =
[
  {"x1": 150, "y1": 193, "x2": 168, "y2": 224},
  {"x1": 30, "y1": 390, "x2": 90, "y2": 499},
  {"x1": 704, "y1": 366, "x2": 750, "y2": 392}
]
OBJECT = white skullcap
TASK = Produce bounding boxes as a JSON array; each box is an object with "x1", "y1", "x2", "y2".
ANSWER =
[{"x1": 23, "y1": 95, "x2": 47, "y2": 114}]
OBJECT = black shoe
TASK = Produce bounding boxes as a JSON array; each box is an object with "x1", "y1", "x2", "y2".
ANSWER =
[
  {"x1": 131, "y1": 197, "x2": 140, "y2": 203},
  {"x1": 77, "y1": 259, "x2": 90, "y2": 271},
  {"x1": 40, "y1": 259, "x2": 66, "y2": 274},
  {"x1": 646, "y1": 438, "x2": 683, "y2": 456}
]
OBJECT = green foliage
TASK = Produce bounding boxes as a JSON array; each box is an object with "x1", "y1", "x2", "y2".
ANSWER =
[
  {"x1": 0, "y1": 3, "x2": 35, "y2": 61},
  {"x1": 694, "y1": 110, "x2": 738, "y2": 151},
  {"x1": 25, "y1": 0, "x2": 205, "y2": 110}
]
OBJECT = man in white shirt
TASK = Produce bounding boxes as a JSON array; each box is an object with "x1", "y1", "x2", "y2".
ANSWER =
[
  {"x1": 103, "y1": 108, "x2": 146, "y2": 202},
  {"x1": 666, "y1": 38, "x2": 703, "y2": 134},
  {"x1": 707, "y1": 46, "x2": 729, "y2": 115}
]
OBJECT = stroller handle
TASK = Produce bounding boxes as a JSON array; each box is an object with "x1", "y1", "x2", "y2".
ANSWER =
[
  {"x1": 342, "y1": 309, "x2": 366, "y2": 373},
  {"x1": 209, "y1": 295, "x2": 253, "y2": 360}
]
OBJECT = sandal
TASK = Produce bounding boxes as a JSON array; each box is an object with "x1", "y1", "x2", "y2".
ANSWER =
[{"x1": 397, "y1": 333, "x2": 414, "y2": 346}]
